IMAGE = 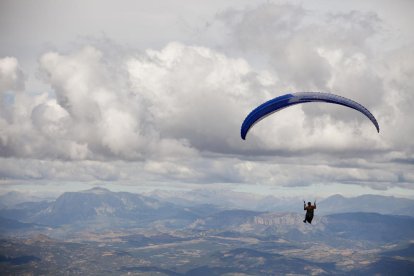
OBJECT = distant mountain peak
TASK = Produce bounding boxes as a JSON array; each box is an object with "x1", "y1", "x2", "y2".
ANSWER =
[
  {"x1": 327, "y1": 194, "x2": 346, "y2": 200},
  {"x1": 82, "y1": 187, "x2": 112, "y2": 194},
  {"x1": 319, "y1": 194, "x2": 414, "y2": 216}
]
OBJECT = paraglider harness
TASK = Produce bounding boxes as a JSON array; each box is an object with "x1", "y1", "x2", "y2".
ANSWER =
[{"x1": 303, "y1": 201, "x2": 316, "y2": 224}]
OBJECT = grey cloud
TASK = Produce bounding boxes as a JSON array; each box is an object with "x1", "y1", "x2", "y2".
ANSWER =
[
  {"x1": 127, "y1": 42, "x2": 271, "y2": 154},
  {"x1": 0, "y1": 1, "x2": 413, "y2": 193},
  {"x1": 392, "y1": 158, "x2": 414, "y2": 165},
  {"x1": 201, "y1": 3, "x2": 411, "y2": 153},
  {"x1": 0, "y1": 158, "x2": 122, "y2": 182},
  {"x1": 3, "y1": 43, "x2": 264, "y2": 161},
  {"x1": 0, "y1": 57, "x2": 24, "y2": 92},
  {"x1": 209, "y1": 3, "x2": 386, "y2": 107}
]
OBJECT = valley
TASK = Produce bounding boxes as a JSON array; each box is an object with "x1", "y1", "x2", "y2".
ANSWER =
[{"x1": 1, "y1": 188, "x2": 414, "y2": 275}]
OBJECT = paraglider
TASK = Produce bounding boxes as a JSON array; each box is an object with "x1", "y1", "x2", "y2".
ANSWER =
[
  {"x1": 241, "y1": 92, "x2": 379, "y2": 140},
  {"x1": 303, "y1": 200, "x2": 316, "y2": 224}
]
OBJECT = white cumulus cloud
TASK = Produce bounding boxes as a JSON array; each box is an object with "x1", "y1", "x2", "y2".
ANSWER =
[{"x1": 0, "y1": 1, "x2": 413, "y2": 194}]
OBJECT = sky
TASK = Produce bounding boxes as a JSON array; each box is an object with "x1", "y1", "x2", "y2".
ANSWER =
[{"x1": 0, "y1": 0, "x2": 413, "y2": 199}]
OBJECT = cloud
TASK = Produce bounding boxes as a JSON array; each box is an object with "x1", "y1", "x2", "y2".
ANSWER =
[
  {"x1": 0, "y1": 158, "x2": 122, "y2": 182},
  {"x1": 201, "y1": 4, "x2": 413, "y2": 153},
  {"x1": 0, "y1": 43, "x2": 269, "y2": 161},
  {"x1": 0, "y1": 2, "x2": 413, "y2": 193},
  {"x1": 127, "y1": 42, "x2": 273, "y2": 154},
  {"x1": 379, "y1": 46, "x2": 414, "y2": 151},
  {"x1": 0, "y1": 57, "x2": 24, "y2": 92},
  {"x1": 38, "y1": 45, "x2": 204, "y2": 160},
  {"x1": 210, "y1": 3, "x2": 385, "y2": 104}
]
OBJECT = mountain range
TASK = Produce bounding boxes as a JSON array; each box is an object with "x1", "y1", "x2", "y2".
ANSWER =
[
  {"x1": 0, "y1": 187, "x2": 222, "y2": 231},
  {"x1": 1, "y1": 187, "x2": 414, "y2": 275},
  {"x1": 1, "y1": 187, "x2": 414, "y2": 245},
  {"x1": 2, "y1": 187, "x2": 414, "y2": 216},
  {"x1": 147, "y1": 188, "x2": 414, "y2": 215},
  {"x1": 0, "y1": 191, "x2": 50, "y2": 208},
  {"x1": 318, "y1": 194, "x2": 414, "y2": 216}
]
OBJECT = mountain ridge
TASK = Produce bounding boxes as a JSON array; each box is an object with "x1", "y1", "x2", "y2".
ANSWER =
[{"x1": 319, "y1": 194, "x2": 414, "y2": 216}]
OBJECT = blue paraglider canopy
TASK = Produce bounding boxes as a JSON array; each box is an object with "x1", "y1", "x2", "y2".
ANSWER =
[{"x1": 241, "y1": 92, "x2": 379, "y2": 140}]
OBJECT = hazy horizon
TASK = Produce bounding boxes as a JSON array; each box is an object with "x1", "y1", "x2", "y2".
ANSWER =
[{"x1": 2, "y1": 184, "x2": 414, "y2": 202}]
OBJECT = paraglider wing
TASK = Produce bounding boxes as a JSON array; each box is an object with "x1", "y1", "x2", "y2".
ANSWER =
[{"x1": 240, "y1": 92, "x2": 379, "y2": 140}]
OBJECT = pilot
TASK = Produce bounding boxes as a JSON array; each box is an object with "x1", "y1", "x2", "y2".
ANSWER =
[{"x1": 303, "y1": 201, "x2": 316, "y2": 224}]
